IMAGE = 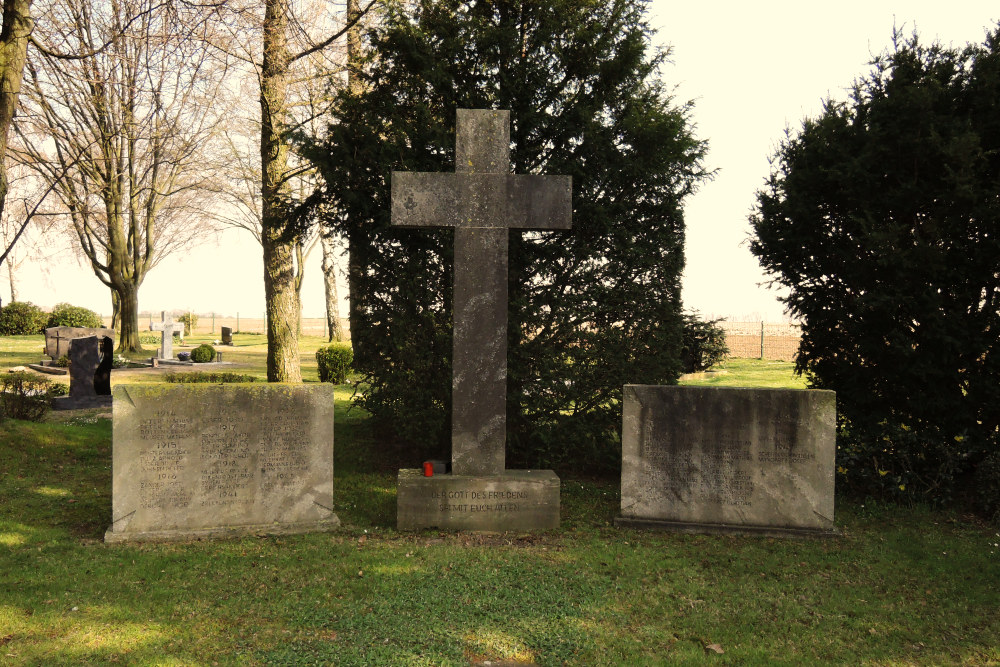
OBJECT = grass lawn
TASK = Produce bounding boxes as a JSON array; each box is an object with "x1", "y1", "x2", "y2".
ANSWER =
[
  {"x1": 679, "y1": 358, "x2": 809, "y2": 390},
  {"x1": 1, "y1": 349, "x2": 998, "y2": 664}
]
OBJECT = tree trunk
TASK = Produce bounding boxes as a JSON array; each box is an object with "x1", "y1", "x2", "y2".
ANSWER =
[
  {"x1": 6, "y1": 261, "x2": 14, "y2": 301},
  {"x1": 344, "y1": 0, "x2": 362, "y2": 345},
  {"x1": 111, "y1": 290, "x2": 121, "y2": 331},
  {"x1": 260, "y1": 0, "x2": 301, "y2": 382},
  {"x1": 115, "y1": 282, "x2": 143, "y2": 354},
  {"x1": 321, "y1": 231, "x2": 343, "y2": 342},
  {"x1": 0, "y1": 0, "x2": 33, "y2": 222},
  {"x1": 294, "y1": 237, "x2": 305, "y2": 336}
]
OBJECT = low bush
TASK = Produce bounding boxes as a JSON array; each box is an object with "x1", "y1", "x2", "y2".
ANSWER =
[
  {"x1": 46, "y1": 382, "x2": 68, "y2": 397},
  {"x1": 139, "y1": 332, "x2": 161, "y2": 346},
  {"x1": 178, "y1": 313, "x2": 198, "y2": 336},
  {"x1": 55, "y1": 355, "x2": 70, "y2": 368},
  {"x1": 164, "y1": 372, "x2": 258, "y2": 383},
  {"x1": 680, "y1": 311, "x2": 729, "y2": 373},
  {"x1": 0, "y1": 301, "x2": 47, "y2": 335},
  {"x1": 0, "y1": 372, "x2": 54, "y2": 422},
  {"x1": 316, "y1": 343, "x2": 353, "y2": 384},
  {"x1": 190, "y1": 344, "x2": 216, "y2": 363},
  {"x1": 45, "y1": 302, "x2": 103, "y2": 329}
]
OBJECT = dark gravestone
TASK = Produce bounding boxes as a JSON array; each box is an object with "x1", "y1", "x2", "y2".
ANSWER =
[
  {"x1": 94, "y1": 336, "x2": 113, "y2": 395},
  {"x1": 53, "y1": 336, "x2": 113, "y2": 410},
  {"x1": 221, "y1": 326, "x2": 233, "y2": 346},
  {"x1": 68, "y1": 336, "x2": 100, "y2": 399},
  {"x1": 391, "y1": 109, "x2": 571, "y2": 530}
]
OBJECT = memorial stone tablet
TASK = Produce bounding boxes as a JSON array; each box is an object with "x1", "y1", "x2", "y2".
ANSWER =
[
  {"x1": 616, "y1": 385, "x2": 836, "y2": 537},
  {"x1": 106, "y1": 383, "x2": 339, "y2": 543}
]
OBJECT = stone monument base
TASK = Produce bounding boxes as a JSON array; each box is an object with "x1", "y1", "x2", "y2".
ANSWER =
[
  {"x1": 104, "y1": 517, "x2": 341, "y2": 544},
  {"x1": 397, "y1": 469, "x2": 559, "y2": 531},
  {"x1": 614, "y1": 516, "x2": 838, "y2": 539}
]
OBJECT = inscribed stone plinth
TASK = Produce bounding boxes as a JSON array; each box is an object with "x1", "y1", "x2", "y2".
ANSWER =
[
  {"x1": 44, "y1": 326, "x2": 116, "y2": 360},
  {"x1": 616, "y1": 385, "x2": 836, "y2": 537},
  {"x1": 397, "y1": 470, "x2": 559, "y2": 531},
  {"x1": 390, "y1": 109, "x2": 571, "y2": 531},
  {"x1": 106, "y1": 383, "x2": 339, "y2": 543}
]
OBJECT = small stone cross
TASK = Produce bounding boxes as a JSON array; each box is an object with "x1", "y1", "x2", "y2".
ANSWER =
[
  {"x1": 150, "y1": 311, "x2": 179, "y2": 360},
  {"x1": 391, "y1": 109, "x2": 572, "y2": 476}
]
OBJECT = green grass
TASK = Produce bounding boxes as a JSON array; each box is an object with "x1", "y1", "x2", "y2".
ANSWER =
[
  {"x1": 1, "y1": 334, "x2": 337, "y2": 385},
  {"x1": 0, "y1": 334, "x2": 47, "y2": 367},
  {"x1": 1, "y1": 354, "x2": 998, "y2": 664},
  {"x1": 680, "y1": 357, "x2": 809, "y2": 389}
]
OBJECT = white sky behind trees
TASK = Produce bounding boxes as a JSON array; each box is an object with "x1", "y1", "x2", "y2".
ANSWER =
[{"x1": 11, "y1": 1, "x2": 999, "y2": 322}]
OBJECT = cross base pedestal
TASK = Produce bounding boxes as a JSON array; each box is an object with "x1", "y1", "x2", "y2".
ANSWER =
[{"x1": 396, "y1": 469, "x2": 560, "y2": 531}]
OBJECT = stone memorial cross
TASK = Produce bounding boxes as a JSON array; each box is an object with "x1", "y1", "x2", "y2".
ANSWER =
[
  {"x1": 391, "y1": 109, "x2": 572, "y2": 476},
  {"x1": 150, "y1": 311, "x2": 180, "y2": 360}
]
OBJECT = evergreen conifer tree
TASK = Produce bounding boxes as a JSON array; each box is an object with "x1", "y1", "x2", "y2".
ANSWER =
[{"x1": 305, "y1": 0, "x2": 708, "y2": 471}]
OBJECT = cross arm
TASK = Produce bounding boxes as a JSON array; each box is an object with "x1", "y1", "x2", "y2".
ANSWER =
[
  {"x1": 391, "y1": 172, "x2": 461, "y2": 228},
  {"x1": 391, "y1": 172, "x2": 573, "y2": 230}
]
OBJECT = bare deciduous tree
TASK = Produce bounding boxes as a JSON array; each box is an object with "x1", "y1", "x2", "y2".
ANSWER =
[
  {"x1": 13, "y1": 0, "x2": 232, "y2": 351},
  {"x1": 209, "y1": 0, "x2": 372, "y2": 375}
]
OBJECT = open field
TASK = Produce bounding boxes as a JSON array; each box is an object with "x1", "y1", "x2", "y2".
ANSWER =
[{"x1": 1, "y1": 341, "x2": 997, "y2": 664}]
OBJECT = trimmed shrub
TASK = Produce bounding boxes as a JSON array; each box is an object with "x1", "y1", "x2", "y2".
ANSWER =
[
  {"x1": 45, "y1": 302, "x2": 102, "y2": 329},
  {"x1": 55, "y1": 355, "x2": 70, "y2": 368},
  {"x1": 0, "y1": 372, "x2": 54, "y2": 422},
  {"x1": 0, "y1": 301, "x2": 47, "y2": 335},
  {"x1": 680, "y1": 311, "x2": 729, "y2": 373},
  {"x1": 178, "y1": 313, "x2": 198, "y2": 336},
  {"x1": 190, "y1": 344, "x2": 216, "y2": 363},
  {"x1": 316, "y1": 343, "x2": 353, "y2": 384},
  {"x1": 164, "y1": 372, "x2": 258, "y2": 383}
]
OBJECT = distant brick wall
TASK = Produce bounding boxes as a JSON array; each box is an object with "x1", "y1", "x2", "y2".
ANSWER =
[{"x1": 720, "y1": 322, "x2": 801, "y2": 362}]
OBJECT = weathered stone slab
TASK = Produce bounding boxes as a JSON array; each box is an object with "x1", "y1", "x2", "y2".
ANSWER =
[
  {"x1": 44, "y1": 326, "x2": 116, "y2": 360},
  {"x1": 106, "y1": 383, "x2": 339, "y2": 543},
  {"x1": 397, "y1": 469, "x2": 559, "y2": 531},
  {"x1": 221, "y1": 326, "x2": 233, "y2": 345},
  {"x1": 616, "y1": 385, "x2": 836, "y2": 536}
]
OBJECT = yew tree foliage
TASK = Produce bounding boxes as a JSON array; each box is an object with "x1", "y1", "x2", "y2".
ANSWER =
[
  {"x1": 306, "y1": 0, "x2": 708, "y2": 471},
  {"x1": 750, "y1": 30, "x2": 1000, "y2": 503}
]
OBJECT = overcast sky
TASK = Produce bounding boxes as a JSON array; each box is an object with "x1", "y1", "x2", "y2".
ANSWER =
[{"x1": 11, "y1": 1, "x2": 999, "y2": 322}]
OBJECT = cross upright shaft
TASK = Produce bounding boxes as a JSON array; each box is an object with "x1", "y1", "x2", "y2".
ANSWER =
[{"x1": 391, "y1": 109, "x2": 572, "y2": 476}]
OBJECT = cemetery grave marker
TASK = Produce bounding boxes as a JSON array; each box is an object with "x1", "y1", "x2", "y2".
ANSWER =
[
  {"x1": 52, "y1": 335, "x2": 113, "y2": 410},
  {"x1": 390, "y1": 109, "x2": 571, "y2": 530},
  {"x1": 616, "y1": 385, "x2": 837, "y2": 537},
  {"x1": 43, "y1": 326, "x2": 116, "y2": 360},
  {"x1": 106, "y1": 383, "x2": 339, "y2": 543},
  {"x1": 150, "y1": 311, "x2": 181, "y2": 360}
]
